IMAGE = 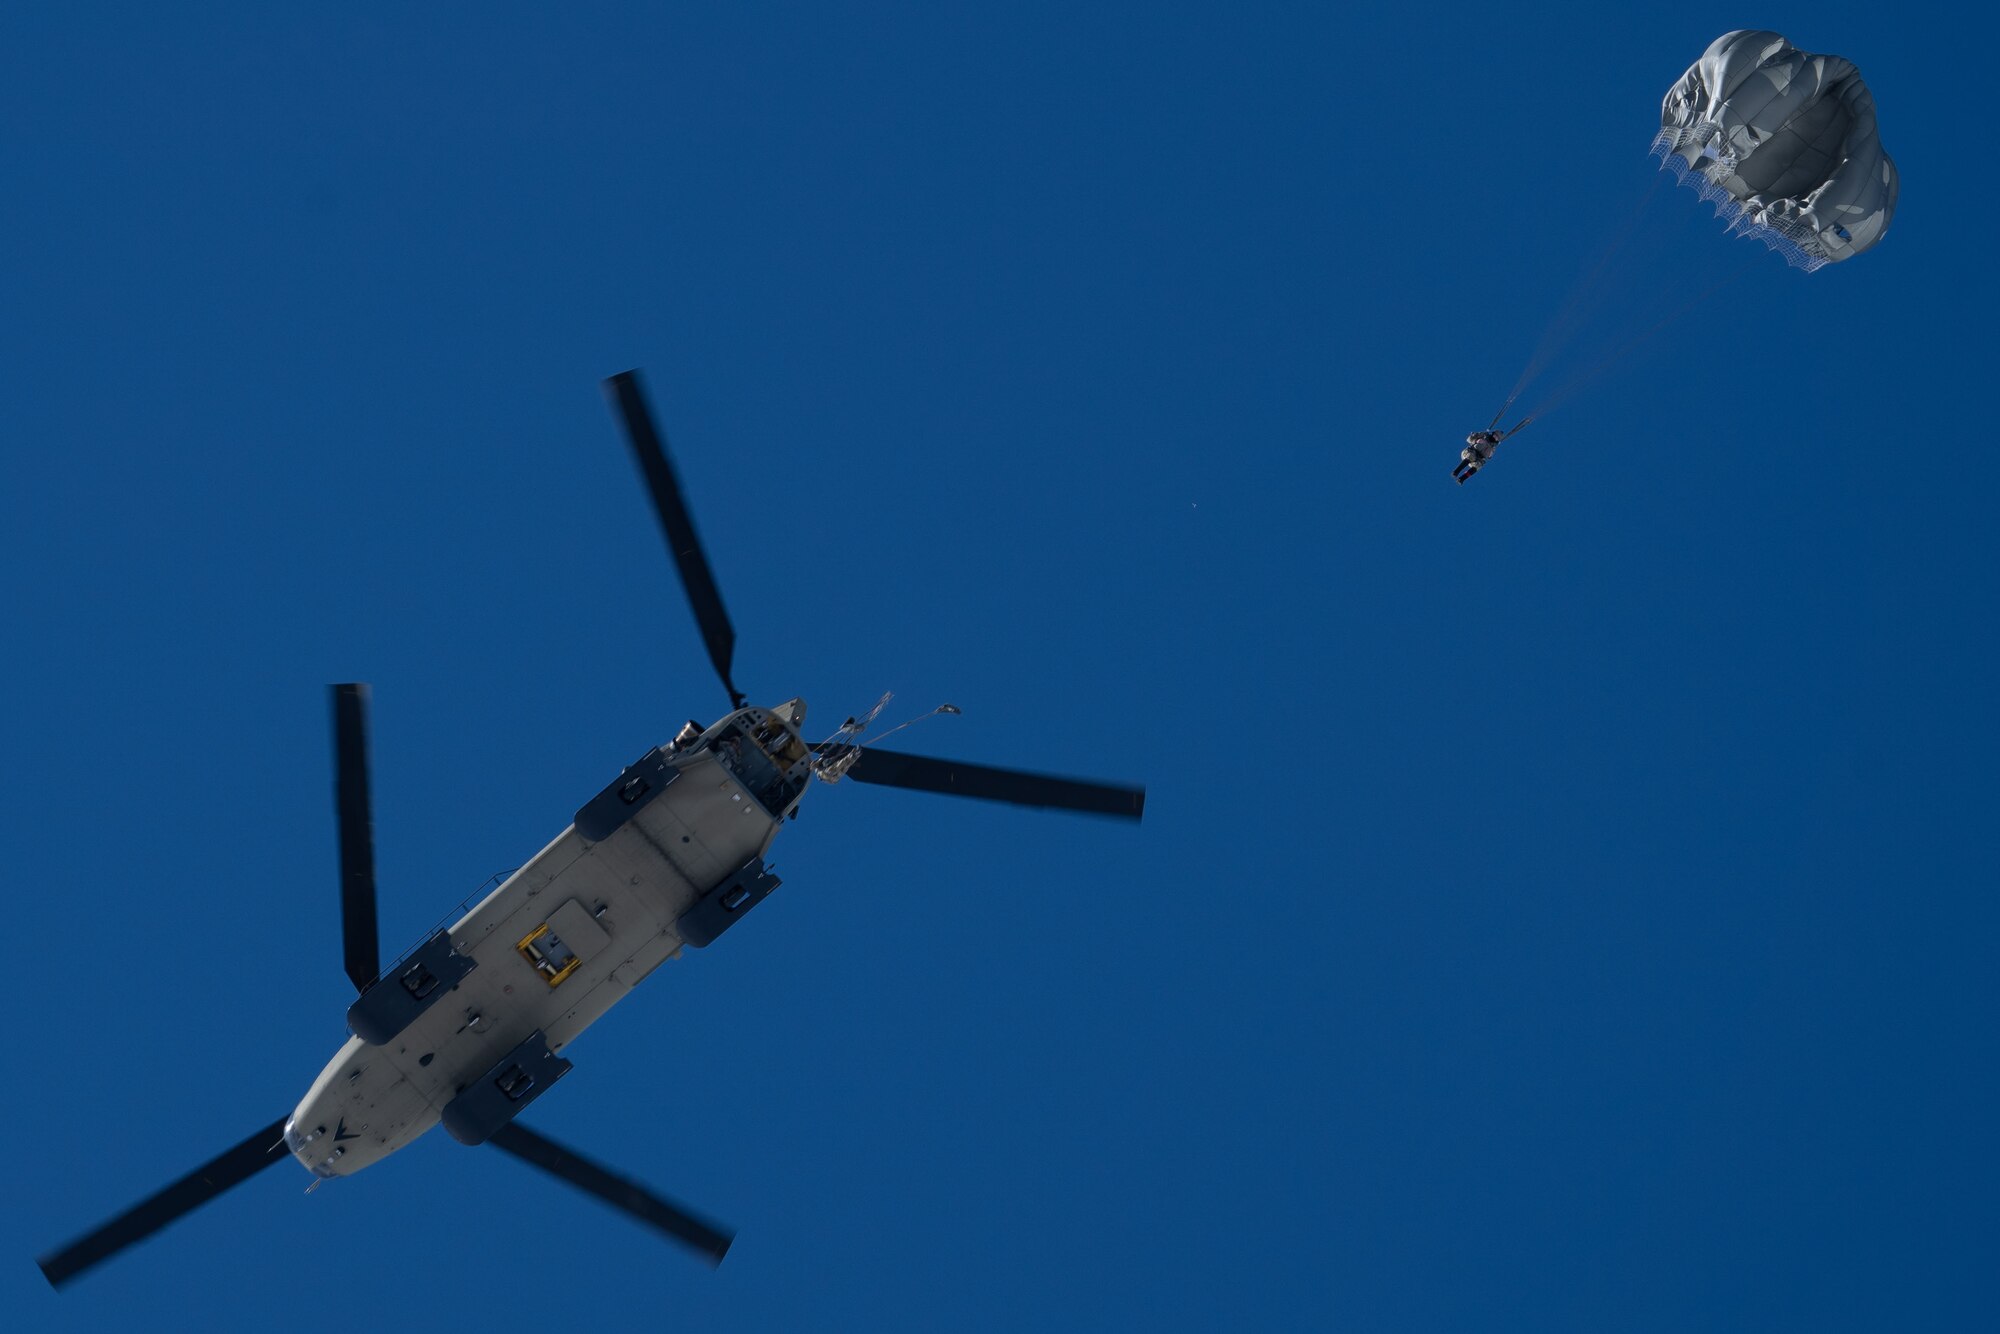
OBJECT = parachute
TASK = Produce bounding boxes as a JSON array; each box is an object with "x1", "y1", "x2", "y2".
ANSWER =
[
  {"x1": 1652, "y1": 30, "x2": 1898, "y2": 271},
  {"x1": 1469, "y1": 32, "x2": 1898, "y2": 471}
]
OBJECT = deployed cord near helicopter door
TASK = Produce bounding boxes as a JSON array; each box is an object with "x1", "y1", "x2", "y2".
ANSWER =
[{"x1": 812, "y1": 693, "x2": 962, "y2": 784}]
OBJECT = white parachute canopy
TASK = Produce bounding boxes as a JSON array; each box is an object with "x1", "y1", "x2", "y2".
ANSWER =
[{"x1": 1653, "y1": 30, "x2": 1898, "y2": 271}]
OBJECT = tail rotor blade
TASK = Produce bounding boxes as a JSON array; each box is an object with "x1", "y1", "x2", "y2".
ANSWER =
[
  {"x1": 828, "y1": 745, "x2": 1145, "y2": 820},
  {"x1": 489, "y1": 1121, "x2": 734, "y2": 1265},
  {"x1": 332, "y1": 684, "x2": 381, "y2": 993},
  {"x1": 604, "y1": 371, "x2": 746, "y2": 711},
  {"x1": 37, "y1": 1116, "x2": 293, "y2": 1288}
]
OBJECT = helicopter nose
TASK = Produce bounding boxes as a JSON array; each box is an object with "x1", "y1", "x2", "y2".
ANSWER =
[
  {"x1": 283, "y1": 1115, "x2": 347, "y2": 1178},
  {"x1": 282, "y1": 1116, "x2": 317, "y2": 1154}
]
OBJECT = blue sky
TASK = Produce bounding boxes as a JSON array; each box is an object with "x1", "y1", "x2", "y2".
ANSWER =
[{"x1": 4, "y1": 4, "x2": 1993, "y2": 1329}]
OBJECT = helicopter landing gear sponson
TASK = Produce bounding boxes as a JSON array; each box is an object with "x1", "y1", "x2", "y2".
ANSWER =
[
  {"x1": 573, "y1": 747, "x2": 682, "y2": 843},
  {"x1": 440, "y1": 1029, "x2": 573, "y2": 1146},
  {"x1": 346, "y1": 928, "x2": 478, "y2": 1046},
  {"x1": 675, "y1": 857, "x2": 781, "y2": 948}
]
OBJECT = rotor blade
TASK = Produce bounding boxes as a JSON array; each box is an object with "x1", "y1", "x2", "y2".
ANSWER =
[
  {"x1": 604, "y1": 370, "x2": 745, "y2": 710},
  {"x1": 489, "y1": 1121, "x2": 734, "y2": 1265},
  {"x1": 332, "y1": 684, "x2": 380, "y2": 992},
  {"x1": 38, "y1": 1116, "x2": 292, "y2": 1288},
  {"x1": 835, "y1": 745, "x2": 1145, "y2": 820}
]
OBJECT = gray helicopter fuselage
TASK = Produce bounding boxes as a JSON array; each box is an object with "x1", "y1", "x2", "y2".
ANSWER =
[
  {"x1": 284, "y1": 702, "x2": 813, "y2": 1178},
  {"x1": 37, "y1": 369, "x2": 1149, "y2": 1291}
]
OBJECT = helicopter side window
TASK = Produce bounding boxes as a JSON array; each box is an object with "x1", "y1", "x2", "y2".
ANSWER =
[
  {"x1": 752, "y1": 716, "x2": 808, "y2": 767},
  {"x1": 712, "y1": 723, "x2": 803, "y2": 818},
  {"x1": 713, "y1": 731, "x2": 750, "y2": 776}
]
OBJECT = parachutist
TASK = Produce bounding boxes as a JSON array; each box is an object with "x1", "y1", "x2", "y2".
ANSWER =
[
  {"x1": 1453, "y1": 430, "x2": 1503, "y2": 484},
  {"x1": 1453, "y1": 418, "x2": 1532, "y2": 484}
]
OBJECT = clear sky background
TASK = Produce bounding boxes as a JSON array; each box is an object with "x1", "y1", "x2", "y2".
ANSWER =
[{"x1": 4, "y1": 4, "x2": 1993, "y2": 1330}]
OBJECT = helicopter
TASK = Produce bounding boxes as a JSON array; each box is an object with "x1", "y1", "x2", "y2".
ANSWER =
[{"x1": 37, "y1": 369, "x2": 1146, "y2": 1288}]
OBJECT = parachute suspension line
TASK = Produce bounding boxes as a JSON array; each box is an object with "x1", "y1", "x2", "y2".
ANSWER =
[
  {"x1": 1496, "y1": 170, "x2": 1668, "y2": 423},
  {"x1": 1520, "y1": 253, "x2": 1758, "y2": 421},
  {"x1": 1651, "y1": 134, "x2": 1832, "y2": 272}
]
